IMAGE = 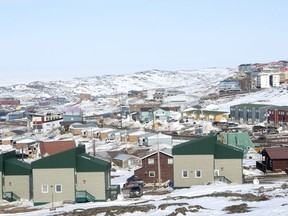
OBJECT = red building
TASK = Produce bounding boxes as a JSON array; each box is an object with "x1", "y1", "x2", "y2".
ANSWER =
[
  {"x1": 134, "y1": 149, "x2": 173, "y2": 185},
  {"x1": 267, "y1": 106, "x2": 288, "y2": 126},
  {"x1": 0, "y1": 98, "x2": 20, "y2": 105}
]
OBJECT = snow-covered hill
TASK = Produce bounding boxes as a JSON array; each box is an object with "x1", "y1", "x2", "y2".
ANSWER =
[{"x1": 0, "y1": 68, "x2": 235, "y2": 100}]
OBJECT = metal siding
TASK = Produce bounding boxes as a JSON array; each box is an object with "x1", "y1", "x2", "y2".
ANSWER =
[
  {"x1": 215, "y1": 159, "x2": 243, "y2": 184},
  {"x1": 0, "y1": 171, "x2": 2, "y2": 199},
  {"x1": 173, "y1": 155, "x2": 214, "y2": 187},
  {"x1": 33, "y1": 169, "x2": 75, "y2": 203},
  {"x1": 76, "y1": 172, "x2": 107, "y2": 200},
  {"x1": 4, "y1": 176, "x2": 30, "y2": 200}
]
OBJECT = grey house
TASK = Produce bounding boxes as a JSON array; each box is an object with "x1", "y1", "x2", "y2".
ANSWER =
[
  {"x1": 137, "y1": 132, "x2": 172, "y2": 147},
  {"x1": 230, "y1": 103, "x2": 276, "y2": 124}
]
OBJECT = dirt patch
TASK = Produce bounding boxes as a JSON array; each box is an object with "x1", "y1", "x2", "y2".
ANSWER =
[
  {"x1": 158, "y1": 202, "x2": 188, "y2": 210},
  {"x1": 223, "y1": 203, "x2": 252, "y2": 214},
  {"x1": 144, "y1": 190, "x2": 171, "y2": 195},
  {"x1": 1, "y1": 207, "x2": 38, "y2": 214},
  {"x1": 54, "y1": 204, "x2": 156, "y2": 216}
]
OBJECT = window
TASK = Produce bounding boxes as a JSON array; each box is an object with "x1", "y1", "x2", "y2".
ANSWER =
[
  {"x1": 55, "y1": 184, "x2": 62, "y2": 193},
  {"x1": 149, "y1": 171, "x2": 155, "y2": 177},
  {"x1": 148, "y1": 158, "x2": 154, "y2": 164},
  {"x1": 41, "y1": 184, "x2": 49, "y2": 193},
  {"x1": 167, "y1": 158, "x2": 173, "y2": 164},
  {"x1": 182, "y1": 170, "x2": 188, "y2": 178},
  {"x1": 195, "y1": 170, "x2": 202, "y2": 178}
]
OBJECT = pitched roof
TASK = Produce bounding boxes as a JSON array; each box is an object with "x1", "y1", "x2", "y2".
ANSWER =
[
  {"x1": 39, "y1": 140, "x2": 76, "y2": 156},
  {"x1": 262, "y1": 147, "x2": 288, "y2": 159},
  {"x1": 173, "y1": 135, "x2": 243, "y2": 159}
]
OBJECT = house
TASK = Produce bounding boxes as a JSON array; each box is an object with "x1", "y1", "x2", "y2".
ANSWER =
[
  {"x1": 112, "y1": 153, "x2": 141, "y2": 169},
  {"x1": 139, "y1": 108, "x2": 170, "y2": 124},
  {"x1": 230, "y1": 103, "x2": 275, "y2": 124},
  {"x1": 267, "y1": 106, "x2": 288, "y2": 126},
  {"x1": 12, "y1": 137, "x2": 38, "y2": 151},
  {"x1": 256, "y1": 147, "x2": 288, "y2": 173},
  {"x1": 7, "y1": 111, "x2": 25, "y2": 121},
  {"x1": 32, "y1": 145, "x2": 111, "y2": 205},
  {"x1": 256, "y1": 72, "x2": 280, "y2": 88},
  {"x1": 127, "y1": 130, "x2": 146, "y2": 143},
  {"x1": 0, "y1": 97, "x2": 20, "y2": 106},
  {"x1": 80, "y1": 93, "x2": 92, "y2": 101},
  {"x1": 137, "y1": 132, "x2": 172, "y2": 147},
  {"x1": 60, "y1": 107, "x2": 83, "y2": 131},
  {"x1": 69, "y1": 123, "x2": 97, "y2": 136},
  {"x1": 219, "y1": 80, "x2": 241, "y2": 92},
  {"x1": 27, "y1": 113, "x2": 63, "y2": 133},
  {"x1": 183, "y1": 109, "x2": 229, "y2": 122},
  {"x1": 134, "y1": 148, "x2": 173, "y2": 185},
  {"x1": 172, "y1": 135, "x2": 243, "y2": 188},
  {"x1": 217, "y1": 131, "x2": 257, "y2": 155},
  {"x1": 0, "y1": 150, "x2": 32, "y2": 201},
  {"x1": 39, "y1": 140, "x2": 76, "y2": 157}
]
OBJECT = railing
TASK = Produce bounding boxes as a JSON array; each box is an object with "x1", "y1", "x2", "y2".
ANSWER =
[
  {"x1": 256, "y1": 161, "x2": 267, "y2": 173},
  {"x1": 3, "y1": 192, "x2": 21, "y2": 202},
  {"x1": 214, "y1": 176, "x2": 232, "y2": 184},
  {"x1": 76, "y1": 190, "x2": 95, "y2": 203}
]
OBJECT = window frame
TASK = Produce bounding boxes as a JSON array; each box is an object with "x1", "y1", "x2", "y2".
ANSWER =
[
  {"x1": 182, "y1": 170, "x2": 188, "y2": 178},
  {"x1": 41, "y1": 184, "x2": 49, "y2": 193},
  {"x1": 149, "y1": 171, "x2": 156, "y2": 177},
  {"x1": 195, "y1": 170, "x2": 202, "y2": 178},
  {"x1": 55, "y1": 184, "x2": 62, "y2": 193}
]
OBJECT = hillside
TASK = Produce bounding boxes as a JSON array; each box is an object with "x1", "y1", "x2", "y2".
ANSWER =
[{"x1": 0, "y1": 68, "x2": 235, "y2": 100}]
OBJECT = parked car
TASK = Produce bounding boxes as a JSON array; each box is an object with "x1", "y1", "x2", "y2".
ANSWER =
[{"x1": 129, "y1": 185, "x2": 143, "y2": 198}]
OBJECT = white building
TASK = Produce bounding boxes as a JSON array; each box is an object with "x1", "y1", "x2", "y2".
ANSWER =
[{"x1": 256, "y1": 72, "x2": 280, "y2": 88}]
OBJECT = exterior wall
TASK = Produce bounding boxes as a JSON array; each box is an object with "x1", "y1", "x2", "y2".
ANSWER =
[
  {"x1": 0, "y1": 171, "x2": 2, "y2": 199},
  {"x1": 70, "y1": 128, "x2": 82, "y2": 135},
  {"x1": 134, "y1": 153, "x2": 173, "y2": 184},
  {"x1": 272, "y1": 159, "x2": 288, "y2": 172},
  {"x1": 214, "y1": 159, "x2": 243, "y2": 184},
  {"x1": 128, "y1": 135, "x2": 138, "y2": 143},
  {"x1": 42, "y1": 120, "x2": 62, "y2": 133},
  {"x1": 4, "y1": 175, "x2": 31, "y2": 200},
  {"x1": 100, "y1": 132, "x2": 108, "y2": 139},
  {"x1": 173, "y1": 155, "x2": 214, "y2": 187},
  {"x1": 33, "y1": 168, "x2": 75, "y2": 204},
  {"x1": 76, "y1": 172, "x2": 108, "y2": 201}
]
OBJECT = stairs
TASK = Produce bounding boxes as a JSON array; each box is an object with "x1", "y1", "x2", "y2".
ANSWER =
[
  {"x1": 3, "y1": 192, "x2": 21, "y2": 202},
  {"x1": 214, "y1": 176, "x2": 232, "y2": 184},
  {"x1": 76, "y1": 190, "x2": 96, "y2": 203}
]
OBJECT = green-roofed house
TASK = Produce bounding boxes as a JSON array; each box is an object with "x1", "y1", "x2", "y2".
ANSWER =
[
  {"x1": 172, "y1": 135, "x2": 243, "y2": 188},
  {"x1": 0, "y1": 150, "x2": 32, "y2": 201},
  {"x1": 217, "y1": 131, "x2": 257, "y2": 155},
  {"x1": 182, "y1": 109, "x2": 230, "y2": 121},
  {"x1": 31, "y1": 145, "x2": 111, "y2": 206},
  {"x1": 230, "y1": 103, "x2": 276, "y2": 124}
]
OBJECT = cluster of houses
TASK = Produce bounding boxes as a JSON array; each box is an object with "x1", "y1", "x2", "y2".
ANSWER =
[{"x1": 219, "y1": 60, "x2": 288, "y2": 92}]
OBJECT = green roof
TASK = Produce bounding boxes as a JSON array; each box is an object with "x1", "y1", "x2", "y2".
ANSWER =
[
  {"x1": 172, "y1": 135, "x2": 243, "y2": 159},
  {"x1": 76, "y1": 154, "x2": 111, "y2": 172},
  {"x1": 230, "y1": 103, "x2": 271, "y2": 109},
  {"x1": 32, "y1": 145, "x2": 86, "y2": 169},
  {"x1": 4, "y1": 158, "x2": 32, "y2": 175},
  {"x1": 172, "y1": 135, "x2": 216, "y2": 155},
  {"x1": 217, "y1": 131, "x2": 255, "y2": 151},
  {"x1": 185, "y1": 110, "x2": 228, "y2": 115},
  {"x1": 214, "y1": 142, "x2": 243, "y2": 159},
  {"x1": 0, "y1": 151, "x2": 16, "y2": 172}
]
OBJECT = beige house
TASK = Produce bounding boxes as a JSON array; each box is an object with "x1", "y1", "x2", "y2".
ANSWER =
[
  {"x1": 0, "y1": 150, "x2": 32, "y2": 201},
  {"x1": 172, "y1": 135, "x2": 243, "y2": 188},
  {"x1": 32, "y1": 145, "x2": 111, "y2": 205}
]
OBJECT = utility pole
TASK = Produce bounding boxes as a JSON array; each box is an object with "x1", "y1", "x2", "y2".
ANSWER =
[{"x1": 157, "y1": 132, "x2": 161, "y2": 187}]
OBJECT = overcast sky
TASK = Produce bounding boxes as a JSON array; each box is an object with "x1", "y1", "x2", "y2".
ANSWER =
[{"x1": 0, "y1": 0, "x2": 287, "y2": 83}]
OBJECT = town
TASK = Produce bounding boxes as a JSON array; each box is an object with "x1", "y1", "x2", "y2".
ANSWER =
[{"x1": 0, "y1": 61, "x2": 288, "y2": 214}]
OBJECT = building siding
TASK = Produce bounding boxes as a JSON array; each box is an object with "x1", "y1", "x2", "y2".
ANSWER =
[
  {"x1": 173, "y1": 155, "x2": 214, "y2": 187},
  {"x1": 214, "y1": 159, "x2": 243, "y2": 184},
  {"x1": 33, "y1": 168, "x2": 75, "y2": 204},
  {"x1": 76, "y1": 172, "x2": 107, "y2": 201},
  {"x1": 4, "y1": 175, "x2": 30, "y2": 200}
]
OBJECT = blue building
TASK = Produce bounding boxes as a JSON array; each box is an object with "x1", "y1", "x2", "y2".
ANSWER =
[{"x1": 219, "y1": 80, "x2": 241, "y2": 92}]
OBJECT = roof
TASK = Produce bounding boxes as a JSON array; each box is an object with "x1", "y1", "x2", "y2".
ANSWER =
[
  {"x1": 32, "y1": 145, "x2": 85, "y2": 169},
  {"x1": 262, "y1": 147, "x2": 288, "y2": 159},
  {"x1": 140, "y1": 149, "x2": 173, "y2": 159},
  {"x1": 217, "y1": 131, "x2": 255, "y2": 151},
  {"x1": 39, "y1": 140, "x2": 76, "y2": 156},
  {"x1": 113, "y1": 153, "x2": 133, "y2": 161},
  {"x1": 230, "y1": 103, "x2": 271, "y2": 109},
  {"x1": 173, "y1": 135, "x2": 243, "y2": 159},
  {"x1": 4, "y1": 158, "x2": 32, "y2": 175},
  {"x1": 76, "y1": 154, "x2": 111, "y2": 172},
  {"x1": 186, "y1": 110, "x2": 229, "y2": 115}
]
